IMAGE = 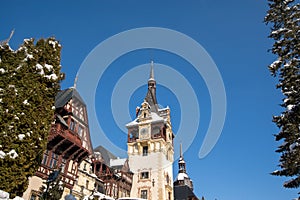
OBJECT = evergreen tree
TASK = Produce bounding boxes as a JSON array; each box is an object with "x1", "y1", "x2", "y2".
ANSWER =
[
  {"x1": 265, "y1": 0, "x2": 300, "y2": 196},
  {"x1": 39, "y1": 170, "x2": 64, "y2": 200},
  {"x1": 0, "y1": 37, "x2": 64, "y2": 197}
]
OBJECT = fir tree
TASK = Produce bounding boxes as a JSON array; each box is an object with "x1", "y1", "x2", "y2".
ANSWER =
[
  {"x1": 39, "y1": 170, "x2": 64, "y2": 200},
  {"x1": 265, "y1": 0, "x2": 300, "y2": 196},
  {"x1": 0, "y1": 37, "x2": 64, "y2": 197}
]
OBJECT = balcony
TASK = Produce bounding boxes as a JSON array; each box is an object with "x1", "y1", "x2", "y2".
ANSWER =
[{"x1": 47, "y1": 123, "x2": 89, "y2": 162}]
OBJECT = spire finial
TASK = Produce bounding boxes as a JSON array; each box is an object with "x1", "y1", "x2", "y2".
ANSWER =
[
  {"x1": 0, "y1": 29, "x2": 15, "y2": 46},
  {"x1": 73, "y1": 74, "x2": 78, "y2": 89},
  {"x1": 149, "y1": 60, "x2": 155, "y2": 80},
  {"x1": 180, "y1": 143, "x2": 183, "y2": 158}
]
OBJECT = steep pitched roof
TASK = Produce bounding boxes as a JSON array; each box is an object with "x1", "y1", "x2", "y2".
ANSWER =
[
  {"x1": 93, "y1": 145, "x2": 117, "y2": 166},
  {"x1": 144, "y1": 61, "x2": 159, "y2": 113},
  {"x1": 174, "y1": 185, "x2": 199, "y2": 200},
  {"x1": 55, "y1": 87, "x2": 86, "y2": 108}
]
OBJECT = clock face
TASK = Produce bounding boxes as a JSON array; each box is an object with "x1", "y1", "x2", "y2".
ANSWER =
[{"x1": 140, "y1": 127, "x2": 149, "y2": 140}]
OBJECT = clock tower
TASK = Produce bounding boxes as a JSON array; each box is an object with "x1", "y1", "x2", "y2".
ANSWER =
[{"x1": 126, "y1": 61, "x2": 174, "y2": 200}]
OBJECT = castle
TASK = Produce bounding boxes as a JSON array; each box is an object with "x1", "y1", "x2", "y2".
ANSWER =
[{"x1": 22, "y1": 62, "x2": 199, "y2": 200}]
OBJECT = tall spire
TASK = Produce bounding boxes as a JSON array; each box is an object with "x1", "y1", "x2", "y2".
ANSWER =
[
  {"x1": 180, "y1": 143, "x2": 183, "y2": 159},
  {"x1": 149, "y1": 60, "x2": 155, "y2": 81},
  {"x1": 73, "y1": 74, "x2": 78, "y2": 89},
  {"x1": 145, "y1": 60, "x2": 158, "y2": 113}
]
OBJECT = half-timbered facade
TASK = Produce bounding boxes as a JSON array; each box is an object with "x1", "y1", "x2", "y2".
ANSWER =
[
  {"x1": 92, "y1": 146, "x2": 133, "y2": 199},
  {"x1": 23, "y1": 87, "x2": 93, "y2": 199}
]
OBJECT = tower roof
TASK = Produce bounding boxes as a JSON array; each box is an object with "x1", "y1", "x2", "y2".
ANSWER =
[
  {"x1": 175, "y1": 144, "x2": 194, "y2": 190},
  {"x1": 144, "y1": 61, "x2": 158, "y2": 113},
  {"x1": 55, "y1": 87, "x2": 86, "y2": 108}
]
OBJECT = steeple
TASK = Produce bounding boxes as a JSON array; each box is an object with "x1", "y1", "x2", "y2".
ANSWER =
[
  {"x1": 149, "y1": 60, "x2": 155, "y2": 81},
  {"x1": 173, "y1": 144, "x2": 197, "y2": 200},
  {"x1": 145, "y1": 60, "x2": 158, "y2": 113},
  {"x1": 126, "y1": 60, "x2": 174, "y2": 200},
  {"x1": 174, "y1": 144, "x2": 194, "y2": 191}
]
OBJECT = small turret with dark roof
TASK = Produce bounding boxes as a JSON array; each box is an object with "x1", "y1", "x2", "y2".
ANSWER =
[{"x1": 174, "y1": 144, "x2": 199, "y2": 200}]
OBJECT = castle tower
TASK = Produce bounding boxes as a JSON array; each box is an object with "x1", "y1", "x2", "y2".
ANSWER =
[
  {"x1": 173, "y1": 144, "x2": 199, "y2": 200},
  {"x1": 126, "y1": 61, "x2": 174, "y2": 200},
  {"x1": 174, "y1": 144, "x2": 193, "y2": 190}
]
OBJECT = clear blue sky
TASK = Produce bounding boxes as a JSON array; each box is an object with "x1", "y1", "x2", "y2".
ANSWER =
[{"x1": 1, "y1": 1, "x2": 296, "y2": 199}]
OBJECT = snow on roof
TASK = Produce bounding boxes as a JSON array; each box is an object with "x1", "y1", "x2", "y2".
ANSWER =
[
  {"x1": 179, "y1": 159, "x2": 185, "y2": 164},
  {"x1": 93, "y1": 191, "x2": 115, "y2": 199},
  {"x1": 126, "y1": 118, "x2": 138, "y2": 127},
  {"x1": 176, "y1": 172, "x2": 189, "y2": 181},
  {"x1": 150, "y1": 112, "x2": 164, "y2": 122},
  {"x1": 110, "y1": 158, "x2": 127, "y2": 167}
]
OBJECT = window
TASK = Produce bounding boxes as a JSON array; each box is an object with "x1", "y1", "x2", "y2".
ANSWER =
[
  {"x1": 49, "y1": 153, "x2": 58, "y2": 169},
  {"x1": 140, "y1": 189, "x2": 147, "y2": 199},
  {"x1": 30, "y1": 193, "x2": 37, "y2": 200},
  {"x1": 166, "y1": 174, "x2": 170, "y2": 185},
  {"x1": 141, "y1": 171, "x2": 149, "y2": 179},
  {"x1": 86, "y1": 180, "x2": 89, "y2": 189},
  {"x1": 143, "y1": 146, "x2": 148, "y2": 156},
  {"x1": 70, "y1": 119, "x2": 76, "y2": 131},
  {"x1": 61, "y1": 158, "x2": 66, "y2": 172},
  {"x1": 78, "y1": 125, "x2": 83, "y2": 137},
  {"x1": 42, "y1": 151, "x2": 49, "y2": 165}
]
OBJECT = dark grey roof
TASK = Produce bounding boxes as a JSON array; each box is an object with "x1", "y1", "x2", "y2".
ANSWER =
[
  {"x1": 55, "y1": 87, "x2": 86, "y2": 108},
  {"x1": 93, "y1": 146, "x2": 117, "y2": 166},
  {"x1": 174, "y1": 185, "x2": 199, "y2": 200}
]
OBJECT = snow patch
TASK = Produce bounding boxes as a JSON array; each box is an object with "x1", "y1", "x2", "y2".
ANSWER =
[
  {"x1": 23, "y1": 54, "x2": 34, "y2": 61},
  {"x1": 24, "y1": 38, "x2": 31, "y2": 44},
  {"x1": 16, "y1": 64, "x2": 23, "y2": 71},
  {"x1": 0, "y1": 68, "x2": 5, "y2": 74},
  {"x1": 289, "y1": 142, "x2": 299, "y2": 151},
  {"x1": 18, "y1": 134, "x2": 25, "y2": 140},
  {"x1": 7, "y1": 149, "x2": 18, "y2": 159},
  {"x1": 23, "y1": 100, "x2": 30, "y2": 105},
  {"x1": 13, "y1": 196, "x2": 24, "y2": 200},
  {"x1": 44, "y1": 64, "x2": 53, "y2": 71},
  {"x1": 0, "y1": 151, "x2": 5, "y2": 159},
  {"x1": 36, "y1": 63, "x2": 44, "y2": 75},
  {"x1": 45, "y1": 73, "x2": 58, "y2": 80},
  {"x1": 287, "y1": 104, "x2": 295, "y2": 110},
  {"x1": 269, "y1": 60, "x2": 281, "y2": 69},
  {"x1": 0, "y1": 189, "x2": 9, "y2": 199},
  {"x1": 49, "y1": 40, "x2": 61, "y2": 48}
]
